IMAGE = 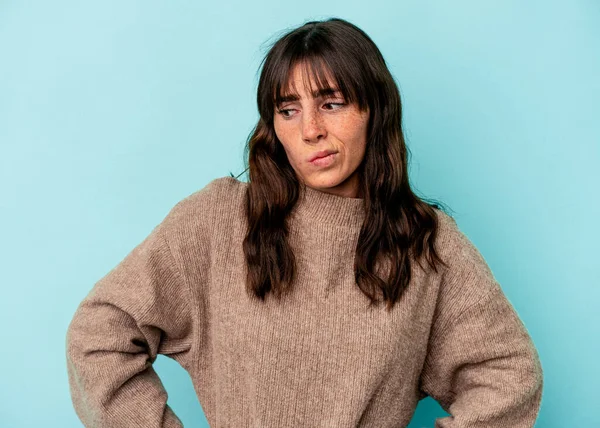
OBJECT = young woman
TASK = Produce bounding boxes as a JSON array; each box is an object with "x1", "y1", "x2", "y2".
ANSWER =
[{"x1": 66, "y1": 17, "x2": 543, "y2": 427}]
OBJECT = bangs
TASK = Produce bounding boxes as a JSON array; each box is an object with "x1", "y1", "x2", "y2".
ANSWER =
[{"x1": 272, "y1": 55, "x2": 365, "y2": 111}]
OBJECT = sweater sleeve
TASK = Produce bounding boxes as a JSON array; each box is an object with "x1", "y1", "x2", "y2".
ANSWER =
[
  {"x1": 65, "y1": 200, "x2": 195, "y2": 427},
  {"x1": 418, "y1": 225, "x2": 544, "y2": 427}
]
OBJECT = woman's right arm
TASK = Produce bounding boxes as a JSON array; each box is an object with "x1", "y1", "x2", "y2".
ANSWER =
[{"x1": 65, "y1": 199, "x2": 198, "y2": 427}]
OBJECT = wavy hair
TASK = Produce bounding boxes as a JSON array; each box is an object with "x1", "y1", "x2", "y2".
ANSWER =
[{"x1": 235, "y1": 17, "x2": 452, "y2": 311}]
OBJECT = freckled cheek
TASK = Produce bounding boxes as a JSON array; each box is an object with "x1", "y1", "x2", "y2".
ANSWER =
[
  {"x1": 274, "y1": 120, "x2": 297, "y2": 143},
  {"x1": 274, "y1": 129, "x2": 303, "y2": 166},
  {"x1": 338, "y1": 121, "x2": 367, "y2": 147},
  {"x1": 339, "y1": 122, "x2": 368, "y2": 162}
]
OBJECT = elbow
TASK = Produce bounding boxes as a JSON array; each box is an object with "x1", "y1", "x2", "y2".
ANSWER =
[
  {"x1": 65, "y1": 308, "x2": 85, "y2": 362},
  {"x1": 525, "y1": 348, "x2": 544, "y2": 410},
  {"x1": 506, "y1": 344, "x2": 544, "y2": 422}
]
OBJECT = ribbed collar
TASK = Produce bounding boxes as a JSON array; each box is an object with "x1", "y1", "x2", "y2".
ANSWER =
[{"x1": 291, "y1": 183, "x2": 365, "y2": 227}]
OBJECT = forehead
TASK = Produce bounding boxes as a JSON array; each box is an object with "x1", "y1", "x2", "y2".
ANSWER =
[
  {"x1": 286, "y1": 62, "x2": 336, "y2": 93},
  {"x1": 279, "y1": 61, "x2": 341, "y2": 99}
]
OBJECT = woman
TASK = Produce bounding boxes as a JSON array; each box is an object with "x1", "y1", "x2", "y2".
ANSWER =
[{"x1": 66, "y1": 17, "x2": 543, "y2": 427}]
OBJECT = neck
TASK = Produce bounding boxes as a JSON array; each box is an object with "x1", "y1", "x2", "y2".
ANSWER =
[{"x1": 291, "y1": 182, "x2": 365, "y2": 227}]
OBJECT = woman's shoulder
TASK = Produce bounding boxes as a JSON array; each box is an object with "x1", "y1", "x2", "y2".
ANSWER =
[
  {"x1": 430, "y1": 206, "x2": 500, "y2": 303},
  {"x1": 160, "y1": 176, "x2": 248, "y2": 235},
  {"x1": 187, "y1": 175, "x2": 246, "y2": 205},
  {"x1": 432, "y1": 208, "x2": 490, "y2": 267},
  {"x1": 431, "y1": 207, "x2": 460, "y2": 253},
  {"x1": 178, "y1": 175, "x2": 246, "y2": 211}
]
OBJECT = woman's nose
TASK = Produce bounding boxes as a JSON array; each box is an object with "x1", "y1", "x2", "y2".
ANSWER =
[{"x1": 301, "y1": 109, "x2": 326, "y2": 142}]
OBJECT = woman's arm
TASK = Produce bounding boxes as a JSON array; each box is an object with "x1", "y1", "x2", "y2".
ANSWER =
[
  {"x1": 65, "y1": 201, "x2": 195, "y2": 427},
  {"x1": 419, "y1": 223, "x2": 543, "y2": 427}
]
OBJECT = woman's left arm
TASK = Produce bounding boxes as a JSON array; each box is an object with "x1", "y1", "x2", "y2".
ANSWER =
[
  {"x1": 419, "y1": 284, "x2": 543, "y2": 427},
  {"x1": 418, "y1": 222, "x2": 543, "y2": 427}
]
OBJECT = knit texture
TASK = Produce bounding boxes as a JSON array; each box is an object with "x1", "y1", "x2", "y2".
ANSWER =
[{"x1": 66, "y1": 176, "x2": 543, "y2": 427}]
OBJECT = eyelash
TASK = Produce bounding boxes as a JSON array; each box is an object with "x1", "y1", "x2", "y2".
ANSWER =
[{"x1": 277, "y1": 102, "x2": 346, "y2": 118}]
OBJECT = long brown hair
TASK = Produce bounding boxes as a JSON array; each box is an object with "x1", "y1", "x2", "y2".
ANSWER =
[{"x1": 235, "y1": 17, "x2": 452, "y2": 311}]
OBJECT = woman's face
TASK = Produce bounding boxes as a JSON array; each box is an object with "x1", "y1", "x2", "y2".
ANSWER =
[{"x1": 273, "y1": 63, "x2": 369, "y2": 198}]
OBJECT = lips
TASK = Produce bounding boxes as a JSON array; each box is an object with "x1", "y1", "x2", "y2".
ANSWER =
[{"x1": 308, "y1": 149, "x2": 338, "y2": 162}]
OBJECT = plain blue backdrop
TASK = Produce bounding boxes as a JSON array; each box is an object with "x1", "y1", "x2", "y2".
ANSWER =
[{"x1": 0, "y1": 1, "x2": 598, "y2": 427}]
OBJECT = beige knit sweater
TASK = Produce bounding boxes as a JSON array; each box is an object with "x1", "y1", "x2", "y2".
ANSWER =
[{"x1": 66, "y1": 176, "x2": 543, "y2": 427}]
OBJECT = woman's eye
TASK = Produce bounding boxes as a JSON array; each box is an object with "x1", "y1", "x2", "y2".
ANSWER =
[
  {"x1": 277, "y1": 102, "x2": 345, "y2": 118},
  {"x1": 323, "y1": 102, "x2": 346, "y2": 110},
  {"x1": 277, "y1": 108, "x2": 294, "y2": 118}
]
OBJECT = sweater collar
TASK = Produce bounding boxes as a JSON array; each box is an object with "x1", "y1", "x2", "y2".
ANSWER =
[{"x1": 292, "y1": 183, "x2": 365, "y2": 227}]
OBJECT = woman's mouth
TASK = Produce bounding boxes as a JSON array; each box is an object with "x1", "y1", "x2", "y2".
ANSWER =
[{"x1": 310, "y1": 152, "x2": 337, "y2": 167}]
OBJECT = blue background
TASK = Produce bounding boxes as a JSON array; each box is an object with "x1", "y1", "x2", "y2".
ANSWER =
[{"x1": 1, "y1": 1, "x2": 598, "y2": 427}]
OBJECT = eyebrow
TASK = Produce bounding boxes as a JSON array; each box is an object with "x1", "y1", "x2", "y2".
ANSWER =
[{"x1": 276, "y1": 87, "x2": 342, "y2": 106}]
